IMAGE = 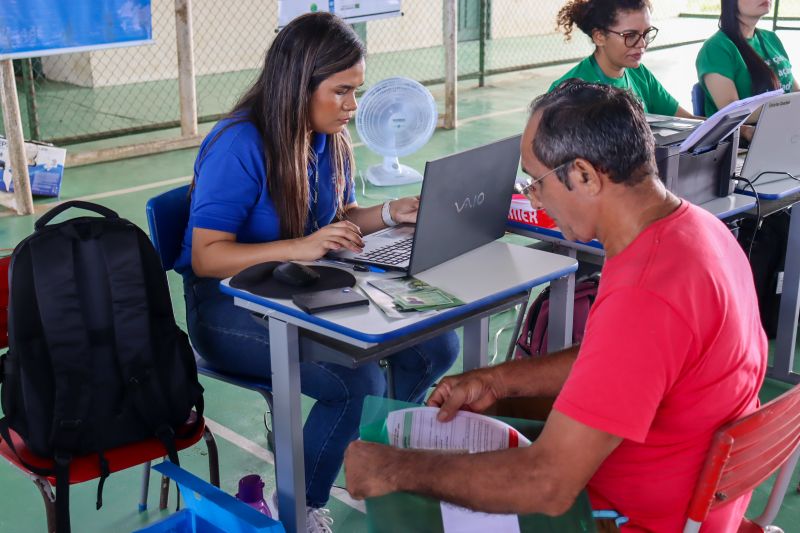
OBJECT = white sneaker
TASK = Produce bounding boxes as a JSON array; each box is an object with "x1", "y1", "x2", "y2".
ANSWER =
[
  {"x1": 266, "y1": 491, "x2": 334, "y2": 533},
  {"x1": 764, "y1": 527, "x2": 784, "y2": 533},
  {"x1": 306, "y1": 506, "x2": 334, "y2": 533}
]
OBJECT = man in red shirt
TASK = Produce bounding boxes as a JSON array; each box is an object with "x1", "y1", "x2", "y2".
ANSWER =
[{"x1": 344, "y1": 80, "x2": 767, "y2": 532}]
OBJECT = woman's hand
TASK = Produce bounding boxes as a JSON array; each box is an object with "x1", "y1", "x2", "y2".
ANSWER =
[
  {"x1": 293, "y1": 221, "x2": 364, "y2": 261},
  {"x1": 389, "y1": 196, "x2": 421, "y2": 224}
]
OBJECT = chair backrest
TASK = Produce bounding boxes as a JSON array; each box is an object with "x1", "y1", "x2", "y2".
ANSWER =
[
  {"x1": 685, "y1": 384, "x2": 800, "y2": 528},
  {"x1": 691, "y1": 83, "x2": 705, "y2": 117},
  {"x1": 146, "y1": 184, "x2": 191, "y2": 271}
]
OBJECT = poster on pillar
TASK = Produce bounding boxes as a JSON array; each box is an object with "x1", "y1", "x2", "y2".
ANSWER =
[
  {"x1": 0, "y1": 0, "x2": 152, "y2": 60},
  {"x1": 278, "y1": 0, "x2": 402, "y2": 28}
]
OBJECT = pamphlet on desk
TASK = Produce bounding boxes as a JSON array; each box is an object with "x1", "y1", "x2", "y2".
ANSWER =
[{"x1": 358, "y1": 276, "x2": 464, "y2": 319}]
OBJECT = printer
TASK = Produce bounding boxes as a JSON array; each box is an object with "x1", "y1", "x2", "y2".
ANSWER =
[
  {"x1": 648, "y1": 114, "x2": 741, "y2": 205},
  {"x1": 648, "y1": 91, "x2": 784, "y2": 205}
]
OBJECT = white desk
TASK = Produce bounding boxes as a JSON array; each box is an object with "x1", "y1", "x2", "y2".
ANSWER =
[
  {"x1": 220, "y1": 241, "x2": 578, "y2": 533},
  {"x1": 507, "y1": 193, "x2": 759, "y2": 352},
  {"x1": 737, "y1": 178, "x2": 800, "y2": 384}
]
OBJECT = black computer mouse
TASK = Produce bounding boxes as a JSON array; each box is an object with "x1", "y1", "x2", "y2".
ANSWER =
[{"x1": 272, "y1": 261, "x2": 320, "y2": 287}]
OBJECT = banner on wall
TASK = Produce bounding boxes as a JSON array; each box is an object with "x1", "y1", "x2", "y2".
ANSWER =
[
  {"x1": 278, "y1": 0, "x2": 402, "y2": 28},
  {"x1": 0, "y1": 0, "x2": 152, "y2": 60}
]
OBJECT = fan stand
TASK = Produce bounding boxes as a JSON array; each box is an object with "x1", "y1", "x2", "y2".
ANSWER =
[{"x1": 365, "y1": 156, "x2": 423, "y2": 187}]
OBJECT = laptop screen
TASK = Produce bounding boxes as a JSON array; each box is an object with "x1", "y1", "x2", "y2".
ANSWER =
[
  {"x1": 408, "y1": 135, "x2": 521, "y2": 275},
  {"x1": 741, "y1": 92, "x2": 800, "y2": 184}
]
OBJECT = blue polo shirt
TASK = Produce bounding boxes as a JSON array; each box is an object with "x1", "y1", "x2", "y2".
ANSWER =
[{"x1": 174, "y1": 117, "x2": 355, "y2": 275}]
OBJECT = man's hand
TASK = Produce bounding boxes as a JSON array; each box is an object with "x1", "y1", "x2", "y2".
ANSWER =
[
  {"x1": 345, "y1": 440, "x2": 401, "y2": 500},
  {"x1": 427, "y1": 367, "x2": 506, "y2": 422}
]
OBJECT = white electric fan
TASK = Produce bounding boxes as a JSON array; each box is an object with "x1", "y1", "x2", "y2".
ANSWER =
[{"x1": 356, "y1": 77, "x2": 438, "y2": 186}]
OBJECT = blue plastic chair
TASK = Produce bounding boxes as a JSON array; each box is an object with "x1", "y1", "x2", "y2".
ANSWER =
[
  {"x1": 691, "y1": 83, "x2": 705, "y2": 117},
  {"x1": 145, "y1": 185, "x2": 275, "y2": 448}
]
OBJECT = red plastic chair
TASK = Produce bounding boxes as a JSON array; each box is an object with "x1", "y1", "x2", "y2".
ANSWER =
[
  {"x1": 684, "y1": 384, "x2": 800, "y2": 533},
  {"x1": 0, "y1": 411, "x2": 219, "y2": 533}
]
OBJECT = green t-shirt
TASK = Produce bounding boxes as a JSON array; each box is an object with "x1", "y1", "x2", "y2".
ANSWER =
[
  {"x1": 549, "y1": 55, "x2": 680, "y2": 116},
  {"x1": 696, "y1": 29, "x2": 795, "y2": 115}
]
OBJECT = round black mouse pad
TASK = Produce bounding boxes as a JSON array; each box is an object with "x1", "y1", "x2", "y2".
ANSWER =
[{"x1": 229, "y1": 261, "x2": 356, "y2": 300}]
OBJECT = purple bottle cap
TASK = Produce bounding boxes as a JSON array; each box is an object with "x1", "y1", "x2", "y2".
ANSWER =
[{"x1": 236, "y1": 474, "x2": 265, "y2": 503}]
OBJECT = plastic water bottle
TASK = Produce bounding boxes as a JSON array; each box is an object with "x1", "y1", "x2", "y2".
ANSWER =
[{"x1": 236, "y1": 474, "x2": 272, "y2": 517}]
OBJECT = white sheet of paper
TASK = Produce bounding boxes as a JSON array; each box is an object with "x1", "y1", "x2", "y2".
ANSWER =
[
  {"x1": 679, "y1": 89, "x2": 783, "y2": 153},
  {"x1": 385, "y1": 406, "x2": 531, "y2": 452},
  {"x1": 384, "y1": 407, "x2": 530, "y2": 532},
  {"x1": 440, "y1": 501, "x2": 521, "y2": 533}
]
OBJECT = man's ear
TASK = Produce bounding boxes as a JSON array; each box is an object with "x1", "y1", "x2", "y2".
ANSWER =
[{"x1": 571, "y1": 158, "x2": 603, "y2": 196}]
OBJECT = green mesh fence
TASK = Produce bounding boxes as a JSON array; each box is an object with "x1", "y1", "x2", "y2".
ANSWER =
[{"x1": 2, "y1": 0, "x2": 794, "y2": 145}]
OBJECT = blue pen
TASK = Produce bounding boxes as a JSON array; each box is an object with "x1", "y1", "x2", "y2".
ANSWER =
[{"x1": 352, "y1": 264, "x2": 387, "y2": 274}]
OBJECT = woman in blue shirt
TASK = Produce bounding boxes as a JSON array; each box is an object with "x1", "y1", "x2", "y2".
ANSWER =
[{"x1": 175, "y1": 13, "x2": 458, "y2": 532}]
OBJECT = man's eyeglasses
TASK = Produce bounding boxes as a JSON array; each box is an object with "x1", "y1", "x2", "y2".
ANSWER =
[
  {"x1": 514, "y1": 160, "x2": 574, "y2": 201},
  {"x1": 603, "y1": 26, "x2": 659, "y2": 48}
]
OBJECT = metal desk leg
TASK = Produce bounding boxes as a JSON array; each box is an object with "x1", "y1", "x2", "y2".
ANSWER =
[
  {"x1": 547, "y1": 246, "x2": 577, "y2": 353},
  {"x1": 269, "y1": 317, "x2": 306, "y2": 533},
  {"x1": 463, "y1": 316, "x2": 489, "y2": 371},
  {"x1": 770, "y1": 204, "x2": 800, "y2": 384}
]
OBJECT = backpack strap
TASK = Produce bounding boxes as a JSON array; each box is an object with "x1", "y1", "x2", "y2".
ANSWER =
[
  {"x1": 28, "y1": 232, "x2": 94, "y2": 453},
  {"x1": 27, "y1": 232, "x2": 93, "y2": 533},
  {"x1": 96, "y1": 226, "x2": 180, "y2": 465}
]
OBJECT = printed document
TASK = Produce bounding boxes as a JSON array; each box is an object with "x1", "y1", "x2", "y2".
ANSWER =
[{"x1": 385, "y1": 407, "x2": 531, "y2": 532}]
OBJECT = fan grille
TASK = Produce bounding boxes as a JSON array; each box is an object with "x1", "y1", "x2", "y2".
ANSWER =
[{"x1": 356, "y1": 77, "x2": 438, "y2": 158}]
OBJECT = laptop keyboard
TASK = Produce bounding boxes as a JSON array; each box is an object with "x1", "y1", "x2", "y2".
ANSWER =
[{"x1": 359, "y1": 237, "x2": 413, "y2": 265}]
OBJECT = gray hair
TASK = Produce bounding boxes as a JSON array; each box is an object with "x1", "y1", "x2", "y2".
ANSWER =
[{"x1": 528, "y1": 79, "x2": 656, "y2": 189}]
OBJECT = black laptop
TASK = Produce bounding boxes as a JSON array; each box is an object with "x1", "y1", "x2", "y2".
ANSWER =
[{"x1": 329, "y1": 135, "x2": 521, "y2": 276}]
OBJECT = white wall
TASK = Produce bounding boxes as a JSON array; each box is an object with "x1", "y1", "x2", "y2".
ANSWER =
[
  {"x1": 490, "y1": 0, "x2": 691, "y2": 40},
  {"x1": 366, "y1": 0, "x2": 442, "y2": 54},
  {"x1": 39, "y1": 0, "x2": 692, "y2": 88}
]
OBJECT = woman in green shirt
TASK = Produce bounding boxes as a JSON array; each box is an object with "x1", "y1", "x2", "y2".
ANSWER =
[
  {"x1": 551, "y1": 0, "x2": 695, "y2": 118},
  {"x1": 696, "y1": 0, "x2": 798, "y2": 119}
]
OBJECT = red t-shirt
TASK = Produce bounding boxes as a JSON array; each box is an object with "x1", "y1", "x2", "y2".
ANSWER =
[{"x1": 554, "y1": 202, "x2": 767, "y2": 532}]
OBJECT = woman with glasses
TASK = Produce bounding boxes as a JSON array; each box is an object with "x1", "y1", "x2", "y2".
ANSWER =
[
  {"x1": 550, "y1": 0, "x2": 695, "y2": 118},
  {"x1": 696, "y1": 0, "x2": 797, "y2": 120}
]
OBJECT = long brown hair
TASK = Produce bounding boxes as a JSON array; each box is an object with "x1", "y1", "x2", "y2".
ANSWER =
[
  {"x1": 196, "y1": 13, "x2": 365, "y2": 239},
  {"x1": 719, "y1": 0, "x2": 780, "y2": 95}
]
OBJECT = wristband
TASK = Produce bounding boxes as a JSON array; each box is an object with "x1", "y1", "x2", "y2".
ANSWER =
[{"x1": 381, "y1": 200, "x2": 398, "y2": 227}]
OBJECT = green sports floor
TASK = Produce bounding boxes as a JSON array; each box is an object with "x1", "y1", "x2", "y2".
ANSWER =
[{"x1": 1, "y1": 35, "x2": 800, "y2": 532}]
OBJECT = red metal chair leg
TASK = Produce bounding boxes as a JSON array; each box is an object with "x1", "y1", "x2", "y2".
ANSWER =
[
  {"x1": 33, "y1": 475, "x2": 56, "y2": 533},
  {"x1": 203, "y1": 427, "x2": 220, "y2": 487}
]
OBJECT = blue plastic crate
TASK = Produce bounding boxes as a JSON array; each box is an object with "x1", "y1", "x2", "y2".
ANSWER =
[{"x1": 134, "y1": 462, "x2": 284, "y2": 533}]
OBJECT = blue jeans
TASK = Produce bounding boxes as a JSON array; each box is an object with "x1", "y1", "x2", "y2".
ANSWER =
[{"x1": 184, "y1": 274, "x2": 459, "y2": 507}]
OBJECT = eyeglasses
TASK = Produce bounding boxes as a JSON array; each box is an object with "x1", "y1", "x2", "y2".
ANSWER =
[
  {"x1": 514, "y1": 160, "x2": 574, "y2": 201},
  {"x1": 603, "y1": 26, "x2": 659, "y2": 48}
]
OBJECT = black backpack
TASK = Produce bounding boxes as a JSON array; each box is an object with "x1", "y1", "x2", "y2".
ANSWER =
[
  {"x1": 737, "y1": 210, "x2": 791, "y2": 338},
  {"x1": 0, "y1": 201, "x2": 204, "y2": 533}
]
